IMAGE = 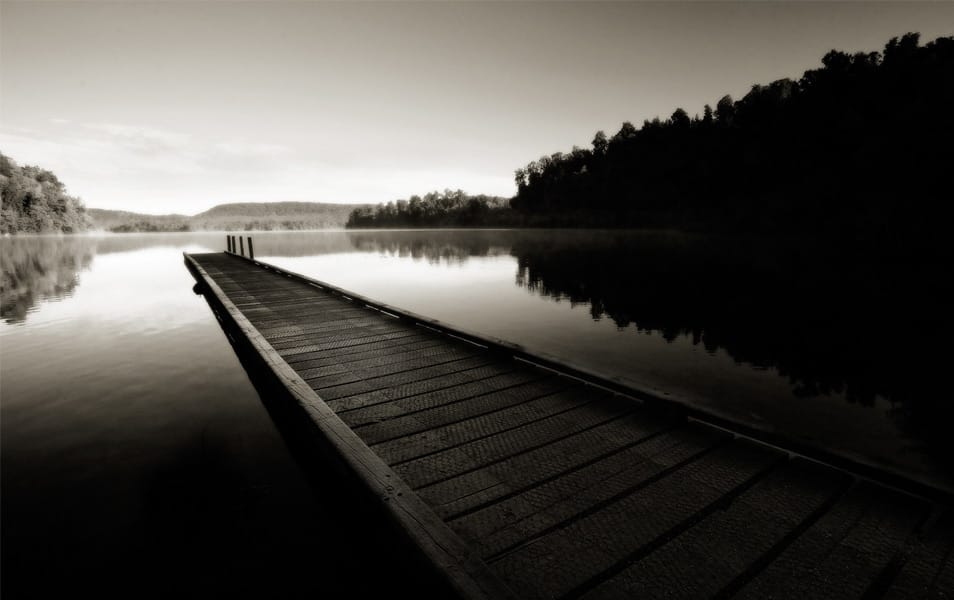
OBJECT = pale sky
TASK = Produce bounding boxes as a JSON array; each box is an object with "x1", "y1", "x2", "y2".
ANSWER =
[{"x1": 2, "y1": 1, "x2": 952, "y2": 214}]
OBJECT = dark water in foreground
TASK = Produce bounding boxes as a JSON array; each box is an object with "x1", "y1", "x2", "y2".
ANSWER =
[{"x1": 2, "y1": 229, "x2": 951, "y2": 593}]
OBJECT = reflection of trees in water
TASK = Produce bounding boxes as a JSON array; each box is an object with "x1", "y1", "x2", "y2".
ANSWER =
[
  {"x1": 1, "y1": 237, "x2": 96, "y2": 324},
  {"x1": 347, "y1": 230, "x2": 522, "y2": 264},
  {"x1": 511, "y1": 231, "x2": 953, "y2": 459}
]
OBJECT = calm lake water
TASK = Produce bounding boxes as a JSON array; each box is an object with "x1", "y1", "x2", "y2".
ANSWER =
[{"x1": 2, "y1": 229, "x2": 951, "y2": 593}]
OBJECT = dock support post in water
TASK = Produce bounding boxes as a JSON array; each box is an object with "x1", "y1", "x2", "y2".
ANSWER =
[
  {"x1": 247, "y1": 236, "x2": 254, "y2": 260},
  {"x1": 239, "y1": 236, "x2": 245, "y2": 256}
]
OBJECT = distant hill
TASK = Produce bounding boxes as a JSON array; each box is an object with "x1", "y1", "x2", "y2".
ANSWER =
[
  {"x1": 88, "y1": 209, "x2": 190, "y2": 232},
  {"x1": 191, "y1": 202, "x2": 366, "y2": 230},
  {"x1": 88, "y1": 201, "x2": 372, "y2": 232}
]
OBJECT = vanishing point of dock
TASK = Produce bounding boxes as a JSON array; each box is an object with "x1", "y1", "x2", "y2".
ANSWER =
[{"x1": 185, "y1": 240, "x2": 952, "y2": 600}]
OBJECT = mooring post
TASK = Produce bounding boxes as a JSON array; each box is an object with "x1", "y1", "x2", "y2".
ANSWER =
[
  {"x1": 239, "y1": 236, "x2": 245, "y2": 256},
  {"x1": 227, "y1": 235, "x2": 232, "y2": 253},
  {"x1": 247, "y1": 236, "x2": 255, "y2": 260}
]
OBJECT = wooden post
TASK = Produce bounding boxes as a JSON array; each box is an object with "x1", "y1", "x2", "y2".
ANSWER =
[
  {"x1": 227, "y1": 235, "x2": 232, "y2": 253},
  {"x1": 239, "y1": 236, "x2": 245, "y2": 256},
  {"x1": 247, "y1": 236, "x2": 255, "y2": 260}
]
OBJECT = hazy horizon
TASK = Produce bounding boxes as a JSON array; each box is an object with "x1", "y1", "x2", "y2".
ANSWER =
[{"x1": 2, "y1": 1, "x2": 952, "y2": 214}]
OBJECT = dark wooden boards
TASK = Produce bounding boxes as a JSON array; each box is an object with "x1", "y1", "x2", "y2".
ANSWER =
[{"x1": 186, "y1": 252, "x2": 951, "y2": 600}]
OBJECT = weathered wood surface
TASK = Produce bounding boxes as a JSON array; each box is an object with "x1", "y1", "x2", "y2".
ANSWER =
[{"x1": 186, "y1": 252, "x2": 952, "y2": 600}]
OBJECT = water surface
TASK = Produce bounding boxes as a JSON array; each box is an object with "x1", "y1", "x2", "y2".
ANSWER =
[
  {"x1": 0, "y1": 232, "x2": 439, "y2": 598},
  {"x1": 2, "y1": 229, "x2": 950, "y2": 593}
]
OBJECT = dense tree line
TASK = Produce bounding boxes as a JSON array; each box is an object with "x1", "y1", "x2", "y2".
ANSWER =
[
  {"x1": 512, "y1": 33, "x2": 954, "y2": 237},
  {"x1": 346, "y1": 190, "x2": 516, "y2": 228},
  {"x1": 0, "y1": 153, "x2": 90, "y2": 234},
  {"x1": 108, "y1": 221, "x2": 191, "y2": 233}
]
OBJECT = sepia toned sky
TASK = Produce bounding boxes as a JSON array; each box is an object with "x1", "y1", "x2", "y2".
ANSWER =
[{"x1": 2, "y1": 1, "x2": 952, "y2": 213}]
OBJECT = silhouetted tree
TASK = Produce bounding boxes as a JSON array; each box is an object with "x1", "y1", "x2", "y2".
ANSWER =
[
  {"x1": 592, "y1": 131, "x2": 608, "y2": 155},
  {"x1": 714, "y1": 94, "x2": 735, "y2": 125},
  {"x1": 670, "y1": 108, "x2": 690, "y2": 129}
]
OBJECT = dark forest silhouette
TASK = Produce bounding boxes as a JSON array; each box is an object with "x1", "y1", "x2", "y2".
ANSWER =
[{"x1": 511, "y1": 33, "x2": 953, "y2": 235}]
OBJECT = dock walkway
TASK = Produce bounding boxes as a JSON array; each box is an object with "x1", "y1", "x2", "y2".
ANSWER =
[{"x1": 186, "y1": 250, "x2": 952, "y2": 600}]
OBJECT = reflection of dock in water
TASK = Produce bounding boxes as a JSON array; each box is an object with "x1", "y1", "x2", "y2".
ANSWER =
[{"x1": 185, "y1": 239, "x2": 952, "y2": 600}]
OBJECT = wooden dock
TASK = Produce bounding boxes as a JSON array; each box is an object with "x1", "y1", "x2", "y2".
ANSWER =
[{"x1": 185, "y1": 247, "x2": 952, "y2": 600}]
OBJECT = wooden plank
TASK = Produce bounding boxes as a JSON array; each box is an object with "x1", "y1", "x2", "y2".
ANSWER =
[
  {"x1": 487, "y1": 440, "x2": 782, "y2": 600},
  {"x1": 290, "y1": 336, "x2": 449, "y2": 369},
  {"x1": 883, "y1": 510, "x2": 954, "y2": 599},
  {"x1": 353, "y1": 374, "x2": 567, "y2": 444},
  {"x1": 265, "y1": 322, "x2": 409, "y2": 349},
  {"x1": 278, "y1": 329, "x2": 422, "y2": 358},
  {"x1": 454, "y1": 424, "x2": 726, "y2": 558},
  {"x1": 579, "y1": 458, "x2": 849, "y2": 599},
  {"x1": 313, "y1": 355, "x2": 501, "y2": 401},
  {"x1": 233, "y1": 298, "x2": 341, "y2": 312},
  {"x1": 244, "y1": 305, "x2": 371, "y2": 325},
  {"x1": 735, "y1": 482, "x2": 930, "y2": 600},
  {"x1": 301, "y1": 344, "x2": 482, "y2": 386},
  {"x1": 326, "y1": 362, "x2": 518, "y2": 413},
  {"x1": 184, "y1": 252, "x2": 516, "y2": 600},
  {"x1": 421, "y1": 409, "x2": 678, "y2": 521},
  {"x1": 227, "y1": 288, "x2": 321, "y2": 298},
  {"x1": 268, "y1": 323, "x2": 408, "y2": 351},
  {"x1": 884, "y1": 509, "x2": 954, "y2": 600},
  {"x1": 284, "y1": 332, "x2": 438, "y2": 366},
  {"x1": 258, "y1": 317, "x2": 396, "y2": 339},
  {"x1": 392, "y1": 389, "x2": 634, "y2": 488},
  {"x1": 341, "y1": 369, "x2": 546, "y2": 428},
  {"x1": 370, "y1": 381, "x2": 590, "y2": 465}
]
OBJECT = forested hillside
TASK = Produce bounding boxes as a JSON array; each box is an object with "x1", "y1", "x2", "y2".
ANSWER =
[
  {"x1": 191, "y1": 202, "x2": 365, "y2": 230},
  {"x1": 87, "y1": 209, "x2": 191, "y2": 232},
  {"x1": 0, "y1": 153, "x2": 90, "y2": 234}
]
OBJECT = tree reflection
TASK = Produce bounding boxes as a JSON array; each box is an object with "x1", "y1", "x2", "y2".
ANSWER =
[
  {"x1": 347, "y1": 230, "x2": 518, "y2": 264},
  {"x1": 510, "y1": 230, "x2": 953, "y2": 461},
  {"x1": 1, "y1": 237, "x2": 96, "y2": 324}
]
